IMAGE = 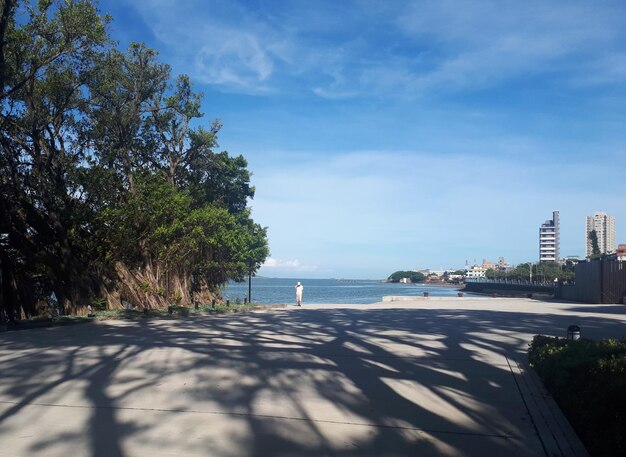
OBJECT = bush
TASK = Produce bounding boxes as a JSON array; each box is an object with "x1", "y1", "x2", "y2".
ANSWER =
[
  {"x1": 90, "y1": 297, "x2": 108, "y2": 311},
  {"x1": 528, "y1": 335, "x2": 626, "y2": 457},
  {"x1": 387, "y1": 271, "x2": 425, "y2": 283},
  {"x1": 177, "y1": 306, "x2": 189, "y2": 317}
]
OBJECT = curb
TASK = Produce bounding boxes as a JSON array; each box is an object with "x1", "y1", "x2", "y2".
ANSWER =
[{"x1": 507, "y1": 356, "x2": 590, "y2": 457}]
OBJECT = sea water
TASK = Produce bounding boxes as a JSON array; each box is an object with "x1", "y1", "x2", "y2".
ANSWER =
[{"x1": 223, "y1": 277, "x2": 470, "y2": 305}]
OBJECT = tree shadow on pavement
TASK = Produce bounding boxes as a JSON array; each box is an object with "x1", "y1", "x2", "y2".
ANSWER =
[{"x1": 0, "y1": 304, "x2": 624, "y2": 456}]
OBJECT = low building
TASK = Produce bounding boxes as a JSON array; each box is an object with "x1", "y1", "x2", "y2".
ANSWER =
[
  {"x1": 562, "y1": 255, "x2": 583, "y2": 267},
  {"x1": 426, "y1": 275, "x2": 444, "y2": 283},
  {"x1": 482, "y1": 257, "x2": 512, "y2": 271},
  {"x1": 466, "y1": 266, "x2": 487, "y2": 279},
  {"x1": 497, "y1": 256, "x2": 513, "y2": 270},
  {"x1": 447, "y1": 274, "x2": 464, "y2": 283}
]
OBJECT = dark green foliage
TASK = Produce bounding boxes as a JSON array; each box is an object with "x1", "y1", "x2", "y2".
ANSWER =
[
  {"x1": 0, "y1": 1, "x2": 268, "y2": 318},
  {"x1": 387, "y1": 271, "x2": 425, "y2": 283},
  {"x1": 1, "y1": 0, "x2": 111, "y2": 317},
  {"x1": 100, "y1": 174, "x2": 266, "y2": 284},
  {"x1": 528, "y1": 335, "x2": 626, "y2": 457},
  {"x1": 588, "y1": 230, "x2": 601, "y2": 259},
  {"x1": 90, "y1": 297, "x2": 107, "y2": 311},
  {"x1": 485, "y1": 262, "x2": 574, "y2": 282}
]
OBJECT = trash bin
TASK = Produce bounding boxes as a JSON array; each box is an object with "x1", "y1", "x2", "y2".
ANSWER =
[
  {"x1": 423, "y1": 292, "x2": 429, "y2": 298},
  {"x1": 567, "y1": 325, "x2": 581, "y2": 341}
]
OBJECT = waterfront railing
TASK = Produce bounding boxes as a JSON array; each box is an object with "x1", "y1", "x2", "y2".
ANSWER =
[{"x1": 464, "y1": 278, "x2": 559, "y2": 288}]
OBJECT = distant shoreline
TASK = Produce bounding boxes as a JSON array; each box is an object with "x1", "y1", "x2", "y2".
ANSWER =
[
  {"x1": 226, "y1": 278, "x2": 468, "y2": 305},
  {"x1": 386, "y1": 281, "x2": 462, "y2": 288}
]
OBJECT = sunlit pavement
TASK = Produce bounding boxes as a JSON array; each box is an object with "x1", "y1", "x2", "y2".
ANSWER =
[{"x1": 2, "y1": 298, "x2": 624, "y2": 456}]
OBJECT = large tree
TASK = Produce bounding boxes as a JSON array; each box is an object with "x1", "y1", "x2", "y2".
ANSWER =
[
  {"x1": 0, "y1": 0, "x2": 268, "y2": 320},
  {"x1": 588, "y1": 229, "x2": 601, "y2": 259},
  {"x1": 1, "y1": 0, "x2": 110, "y2": 317}
]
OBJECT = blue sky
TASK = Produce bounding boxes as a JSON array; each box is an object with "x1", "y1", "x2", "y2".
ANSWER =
[{"x1": 101, "y1": 0, "x2": 626, "y2": 279}]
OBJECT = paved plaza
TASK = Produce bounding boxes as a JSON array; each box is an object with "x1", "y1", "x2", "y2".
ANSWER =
[{"x1": 1, "y1": 298, "x2": 625, "y2": 456}]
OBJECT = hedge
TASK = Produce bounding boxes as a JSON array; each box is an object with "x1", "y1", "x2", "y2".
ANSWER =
[{"x1": 528, "y1": 335, "x2": 626, "y2": 457}]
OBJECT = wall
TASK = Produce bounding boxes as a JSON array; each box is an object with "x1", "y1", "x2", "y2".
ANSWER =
[
  {"x1": 556, "y1": 258, "x2": 626, "y2": 304},
  {"x1": 464, "y1": 281, "x2": 556, "y2": 296}
]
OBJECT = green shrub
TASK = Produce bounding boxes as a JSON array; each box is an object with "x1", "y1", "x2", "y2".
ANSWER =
[
  {"x1": 177, "y1": 306, "x2": 189, "y2": 316},
  {"x1": 90, "y1": 297, "x2": 108, "y2": 311},
  {"x1": 528, "y1": 335, "x2": 626, "y2": 457}
]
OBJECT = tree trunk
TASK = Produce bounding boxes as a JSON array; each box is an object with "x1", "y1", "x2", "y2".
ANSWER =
[
  {"x1": 101, "y1": 262, "x2": 223, "y2": 310},
  {"x1": 0, "y1": 248, "x2": 17, "y2": 322}
]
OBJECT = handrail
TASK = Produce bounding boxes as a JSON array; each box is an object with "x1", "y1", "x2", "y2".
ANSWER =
[{"x1": 464, "y1": 278, "x2": 558, "y2": 288}]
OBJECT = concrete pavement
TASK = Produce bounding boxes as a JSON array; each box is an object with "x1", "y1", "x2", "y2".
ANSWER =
[{"x1": 1, "y1": 298, "x2": 625, "y2": 456}]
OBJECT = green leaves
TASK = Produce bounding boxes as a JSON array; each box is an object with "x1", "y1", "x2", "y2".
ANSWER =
[
  {"x1": 100, "y1": 174, "x2": 268, "y2": 288},
  {"x1": 485, "y1": 262, "x2": 574, "y2": 282},
  {"x1": 1, "y1": 1, "x2": 268, "y2": 316},
  {"x1": 528, "y1": 335, "x2": 626, "y2": 456},
  {"x1": 387, "y1": 271, "x2": 425, "y2": 283}
]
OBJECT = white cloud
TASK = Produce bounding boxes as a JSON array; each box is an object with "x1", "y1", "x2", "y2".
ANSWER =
[
  {"x1": 261, "y1": 257, "x2": 317, "y2": 272},
  {"x1": 194, "y1": 31, "x2": 273, "y2": 88},
  {"x1": 121, "y1": 0, "x2": 286, "y2": 93},
  {"x1": 247, "y1": 147, "x2": 626, "y2": 277},
  {"x1": 262, "y1": 257, "x2": 300, "y2": 268},
  {"x1": 118, "y1": 0, "x2": 626, "y2": 98},
  {"x1": 334, "y1": 1, "x2": 625, "y2": 97}
]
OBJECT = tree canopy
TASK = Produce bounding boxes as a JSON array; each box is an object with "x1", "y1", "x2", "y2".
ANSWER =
[
  {"x1": 485, "y1": 262, "x2": 574, "y2": 283},
  {"x1": 588, "y1": 230, "x2": 601, "y2": 259},
  {"x1": 0, "y1": 0, "x2": 268, "y2": 320},
  {"x1": 387, "y1": 271, "x2": 425, "y2": 283}
]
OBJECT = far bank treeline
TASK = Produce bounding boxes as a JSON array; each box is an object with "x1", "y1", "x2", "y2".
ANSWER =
[
  {"x1": 387, "y1": 271, "x2": 426, "y2": 283},
  {"x1": 0, "y1": 0, "x2": 269, "y2": 320}
]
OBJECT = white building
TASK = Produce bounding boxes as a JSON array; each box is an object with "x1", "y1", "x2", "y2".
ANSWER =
[
  {"x1": 539, "y1": 211, "x2": 560, "y2": 262},
  {"x1": 586, "y1": 211, "x2": 616, "y2": 257},
  {"x1": 465, "y1": 266, "x2": 487, "y2": 279}
]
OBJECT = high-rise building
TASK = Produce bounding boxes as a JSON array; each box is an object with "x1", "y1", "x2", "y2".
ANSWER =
[
  {"x1": 539, "y1": 211, "x2": 560, "y2": 262},
  {"x1": 585, "y1": 211, "x2": 616, "y2": 257}
]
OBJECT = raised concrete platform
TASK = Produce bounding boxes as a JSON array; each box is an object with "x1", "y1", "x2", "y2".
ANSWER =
[
  {"x1": 383, "y1": 295, "x2": 481, "y2": 301},
  {"x1": 2, "y1": 298, "x2": 624, "y2": 456}
]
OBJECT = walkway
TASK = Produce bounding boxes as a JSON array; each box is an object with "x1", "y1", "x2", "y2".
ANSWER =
[{"x1": 2, "y1": 298, "x2": 625, "y2": 456}]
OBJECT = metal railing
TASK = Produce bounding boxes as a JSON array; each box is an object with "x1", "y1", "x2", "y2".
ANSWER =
[{"x1": 465, "y1": 278, "x2": 558, "y2": 288}]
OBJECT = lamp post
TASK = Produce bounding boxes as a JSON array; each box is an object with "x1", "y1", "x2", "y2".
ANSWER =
[
  {"x1": 567, "y1": 325, "x2": 581, "y2": 341},
  {"x1": 248, "y1": 261, "x2": 252, "y2": 304}
]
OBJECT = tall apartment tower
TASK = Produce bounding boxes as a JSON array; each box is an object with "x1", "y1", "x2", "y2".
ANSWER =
[
  {"x1": 539, "y1": 211, "x2": 560, "y2": 262},
  {"x1": 586, "y1": 211, "x2": 616, "y2": 257}
]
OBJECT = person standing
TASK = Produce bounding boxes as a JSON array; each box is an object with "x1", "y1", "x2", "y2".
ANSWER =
[{"x1": 295, "y1": 281, "x2": 303, "y2": 306}]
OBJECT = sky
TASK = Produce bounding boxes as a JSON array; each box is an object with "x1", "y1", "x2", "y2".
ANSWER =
[{"x1": 99, "y1": 0, "x2": 626, "y2": 279}]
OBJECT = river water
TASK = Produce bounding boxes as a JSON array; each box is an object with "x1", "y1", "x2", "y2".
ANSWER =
[{"x1": 223, "y1": 277, "x2": 470, "y2": 305}]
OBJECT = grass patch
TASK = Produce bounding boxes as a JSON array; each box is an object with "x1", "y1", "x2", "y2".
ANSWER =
[
  {"x1": 0, "y1": 303, "x2": 262, "y2": 332},
  {"x1": 92, "y1": 302, "x2": 260, "y2": 320},
  {"x1": 3, "y1": 316, "x2": 92, "y2": 331},
  {"x1": 528, "y1": 335, "x2": 626, "y2": 457}
]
